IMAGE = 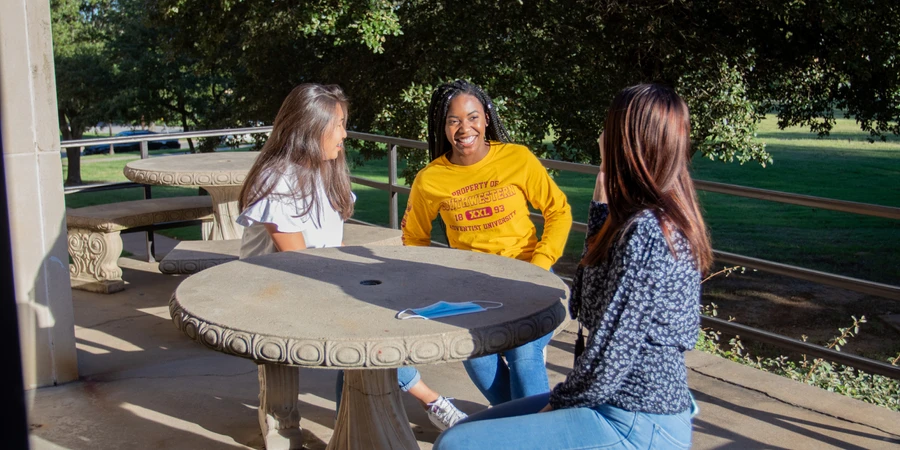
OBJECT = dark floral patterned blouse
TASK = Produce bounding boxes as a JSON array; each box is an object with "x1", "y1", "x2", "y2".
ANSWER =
[{"x1": 548, "y1": 201, "x2": 700, "y2": 414}]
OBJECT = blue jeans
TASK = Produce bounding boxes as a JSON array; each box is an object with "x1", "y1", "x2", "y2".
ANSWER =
[
  {"x1": 334, "y1": 366, "x2": 421, "y2": 411},
  {"x1": 462, "y1": 331, "x2": 552, "y2": 406},
  {"x1": 434, "y1": 393, "x2": 696, "y2": 450}
]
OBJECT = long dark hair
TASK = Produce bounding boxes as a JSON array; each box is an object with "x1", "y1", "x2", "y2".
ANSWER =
[
  {"x1": 582, "y1": 84, "x2": 712, "y2": 272},
  {"x1": 426, "y1": 80, "x2": 512, "y2": 161},
  {"x1": 239, "y1": 83, "x2": 354, "y2": 222}
]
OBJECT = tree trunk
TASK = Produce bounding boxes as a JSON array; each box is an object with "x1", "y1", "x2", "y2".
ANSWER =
[
  {"x1": 59, "y1": 110, "x2": 83, "y2": 186},
  {"x1": 65, "y1": 146, "x2": 83, "y2": 186},
  {"x1": 183, "y1": 117, "x2": 195, "y2": 153}
]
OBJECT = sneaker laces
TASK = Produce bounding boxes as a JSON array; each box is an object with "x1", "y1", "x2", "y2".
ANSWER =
[{"x1": 426, "y1": 396, "x2": 467, "y2": 430}]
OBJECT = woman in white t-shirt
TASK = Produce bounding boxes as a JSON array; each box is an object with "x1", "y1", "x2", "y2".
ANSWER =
[{"x1": 237, "y1": 83, "x2": 354, "y2": 254}]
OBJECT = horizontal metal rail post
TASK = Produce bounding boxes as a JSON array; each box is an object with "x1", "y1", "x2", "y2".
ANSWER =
[
  {"x1": 64, "y1": 181, "x2": 142, "y2": 194},
  {"x1": 560, "y1": 217, "x2": 900, "y2": 300},
  {"x1": 551, "y1": 274, "x2": 900, "y2": 380},
  {"x1": 695, "y1": 180, "x2": 900, "y2": 220},
  {"x1": 349, "y1": 176, "x2": 411, "y2": 194},
  {"x1": 714, "y1": 251, "x2": 900, "y2": 300},
  {"x1": 349, "y1": 176, "x2": 391, "y2": 191},
  {"x1": 60, "y1": 126, "x2": 274, "y2": 149},
  {"x1": 121, "y1": 219, "x2": 206, "y2": 234},
  {"x1": 539, "y1": 160, "x2": 899, "y2": 221},
  {"x1": 346, "y1": 131, "x2": 428, "y2": 150},
  {"x1": 702, "y1": 316, "x2": 900, "y2": 380},
  {"x1": 540, "y1": 158, "x2": 599, "y2": 175}
]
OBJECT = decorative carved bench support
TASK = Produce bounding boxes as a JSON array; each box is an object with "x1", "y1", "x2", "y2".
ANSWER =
[
  {"x1": 328, "y1": 368, "x2": 417, "y2": 450},
  {"x1": 65, "y1": 196, "x2": 214, "y2": 293},
  {"x1": 258, "y1": 364, "x2": 304, "y2": 450},
  {"x1": 67, "y1": 228, "x2": 125, "y2": 294}
]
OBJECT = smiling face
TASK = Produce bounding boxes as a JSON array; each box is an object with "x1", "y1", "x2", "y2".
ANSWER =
[
  {"x1": 444, "y1": 94, "x2": 490, "y2": 165},
  {"x1": 321, "y1": 103, "x2": 347, "y2": 161}
]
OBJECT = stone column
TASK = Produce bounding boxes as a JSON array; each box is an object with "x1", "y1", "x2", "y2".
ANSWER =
[{"x1": 1, "y1": 0, "x2": 79, "y2": 388}]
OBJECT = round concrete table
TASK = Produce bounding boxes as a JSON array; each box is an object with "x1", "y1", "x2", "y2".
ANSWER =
[
  {"x1": 124, "y1": 152, "x2": 258, "y2": 240},
  {"x1": 169, "y1": 245, "x2": 569, "y2": 450}
]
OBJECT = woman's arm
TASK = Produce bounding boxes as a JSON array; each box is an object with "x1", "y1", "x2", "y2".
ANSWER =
[
  {"x1": 401, "y1": 176, "x2": 438, "y2": 247},
  {"x1": 521, "y1": 154, "x2": 573, "y2": 270},
  {"x1": 264, "y1": 223, "x2": 308, "y2": 252}
]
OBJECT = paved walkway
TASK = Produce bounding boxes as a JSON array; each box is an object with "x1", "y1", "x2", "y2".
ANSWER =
[{"x1": 28, "y1": 237, "x2": 900, "y2": 449}]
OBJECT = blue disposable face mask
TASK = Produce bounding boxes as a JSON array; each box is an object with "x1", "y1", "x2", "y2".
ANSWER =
[{"x1": 396, "y1": 301, "x2": 502, "y2": 320}]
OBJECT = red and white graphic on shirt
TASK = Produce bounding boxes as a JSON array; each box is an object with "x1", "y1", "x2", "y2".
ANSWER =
[{"x1": 441, "y1": 181, "x2": 520, "y2": 232}]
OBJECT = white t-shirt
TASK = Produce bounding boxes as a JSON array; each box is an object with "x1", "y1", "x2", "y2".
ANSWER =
[{"x1": 236, "y1": 169, "x2": 353, "y2": 259}]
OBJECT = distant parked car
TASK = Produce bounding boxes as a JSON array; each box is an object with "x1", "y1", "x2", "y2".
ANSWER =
[{"x1": 83, "y1": 130, "x2": 181, "y2": 155}]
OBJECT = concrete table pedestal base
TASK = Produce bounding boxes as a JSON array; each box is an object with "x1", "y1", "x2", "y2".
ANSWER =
[
  {"x1": 203, "y1": 185, "x2": 242, "y2": 240},
  {"x1": 328, "y1": 369, "x2": 418, "y2": 450},
  {"x1": 258, "y1": 364, "x2": 303, "y2": 450}
]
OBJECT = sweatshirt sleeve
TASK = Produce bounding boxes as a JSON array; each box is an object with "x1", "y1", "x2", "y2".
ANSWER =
[
  {"x1": 548, "y1": 219, "x2": 667, "y2": 409},
  {"x1": 521, "y1": 153, "x2": 573, "y2": 270},
  {"x1": 401, "y1": 174, "x2": 437, "y2": 247}
]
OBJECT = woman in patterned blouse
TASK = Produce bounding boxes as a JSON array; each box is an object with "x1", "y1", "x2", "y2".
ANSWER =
[{"x1": 434, "y1": 84, "x2": 712, "y2": 450}]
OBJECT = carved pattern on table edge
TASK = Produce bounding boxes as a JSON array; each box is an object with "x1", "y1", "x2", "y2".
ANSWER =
[
  {"x1": 447, "y1": 333, "x2": 481, "y2": 360},
  {"x1": 407, "y1": 337, "x2": 445, "y2": 364},
  {"x1": 482, "y1": 324, "x2": 515, "y2": 354},
  {"x1": 326, "y1": 341, "x2": 367, "y2": 367},
  {"x1": 125, "y1": 166, "x2": 245, "y2": 187},
  {"x1": 368, "y1": 340, "x2": 407, "y2": 367},
  {"x1": 168, "y1": 294, "x2": 567, "y2": 367},
  {"x1": 289, "y1": 339, "x2": 325, "y2": 365}
]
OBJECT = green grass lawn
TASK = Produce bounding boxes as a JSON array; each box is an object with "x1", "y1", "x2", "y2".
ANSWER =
[
  {"x1": 691, "y1": 116, "x2": 899, "y2": 285},
  {"x1": 63, "y1": 116, "x2": 899, "y2": 284}
]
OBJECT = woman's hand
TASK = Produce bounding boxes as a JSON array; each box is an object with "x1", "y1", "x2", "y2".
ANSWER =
[{"x1": 538, "y1": 403, "x2": 554, "y2": 413}]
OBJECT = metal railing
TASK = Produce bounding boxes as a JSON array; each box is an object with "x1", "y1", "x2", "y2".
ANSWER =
[{"x1": 61, "y1": 126, "x2": 900, "y2": 379}]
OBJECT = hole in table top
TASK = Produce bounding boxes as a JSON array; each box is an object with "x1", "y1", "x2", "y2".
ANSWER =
[{"x1": 360, "y1": 280, "x2": 383, "y2": 286}]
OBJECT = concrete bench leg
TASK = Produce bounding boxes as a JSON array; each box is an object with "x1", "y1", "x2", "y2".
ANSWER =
[
  {"x1": 258, "y1": 364, "x2": 303, "y2": 450},
  {"x1": 201, "y1": 220, "x2": 215, "y2": 241},
  {"x1": 67, "y1": 228, "x2": 125, "y2": 294}
]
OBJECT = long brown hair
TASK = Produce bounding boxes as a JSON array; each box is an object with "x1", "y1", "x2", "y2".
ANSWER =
[
  {"x1": 239, "y1": 83, "x2": 354, "y2": 222},
  {"x1": 582, "y1": 84, "x2": 712, "y2": 272}
]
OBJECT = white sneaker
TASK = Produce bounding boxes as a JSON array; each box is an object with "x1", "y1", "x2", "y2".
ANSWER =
[{"x1": 426, "y1": 396, "x2": 467, "y2": 431}]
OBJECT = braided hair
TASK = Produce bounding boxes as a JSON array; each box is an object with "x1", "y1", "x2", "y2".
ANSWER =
[{"x1": 426, "y1": 80, "x2": 512, "y2": 161}]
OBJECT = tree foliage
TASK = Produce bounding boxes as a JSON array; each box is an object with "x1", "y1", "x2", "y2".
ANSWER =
[
  {"x1": 52, "y1": 0, "x2": 119, "y2": 185},
  {"x1": 53, "y1": 0, "x2": 900, "y2": 181}
]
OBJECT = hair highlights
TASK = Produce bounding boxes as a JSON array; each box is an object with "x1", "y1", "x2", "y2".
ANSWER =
[
  {"x1": 239, "y1": 83, "x2": 354, "y2": 222},
  {"x1": 582, "y1": 84, "x2": 712, "y2": 272}
]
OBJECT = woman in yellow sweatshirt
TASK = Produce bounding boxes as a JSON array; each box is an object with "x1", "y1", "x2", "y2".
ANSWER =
[{"x1": 402, "y1": 80, "x2": 573, "y2": 407}]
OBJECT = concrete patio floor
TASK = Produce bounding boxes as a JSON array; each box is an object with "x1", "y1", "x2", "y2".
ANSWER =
[{"x1": 27, "y1": 234, "x2": 900, "y2": 449}]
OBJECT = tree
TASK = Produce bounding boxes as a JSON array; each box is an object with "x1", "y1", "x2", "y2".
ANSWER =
[
  {"x1": 63, "y1": 0, "x2": 900, "y2": 179},
  {"x1": 104, "y1": 0, "x2": 241, "y2": 152},
  {"x1": 52, "y1": 0, "x2": 119, "y2": 185}
]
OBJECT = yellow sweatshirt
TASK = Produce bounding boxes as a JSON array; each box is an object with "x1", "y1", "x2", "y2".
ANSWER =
[{"x1": 401, "y1": 142, "x2": 572, "y2": 270}]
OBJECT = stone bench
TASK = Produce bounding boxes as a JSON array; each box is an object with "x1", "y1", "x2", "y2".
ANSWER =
[
  {"x1": 67, "y1": 196, "x2": 214, "y2": 293},
  {"x1": 158, "y1": 222, "x2": 403, "y2": 275}
]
